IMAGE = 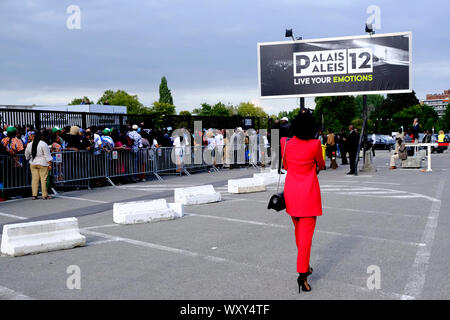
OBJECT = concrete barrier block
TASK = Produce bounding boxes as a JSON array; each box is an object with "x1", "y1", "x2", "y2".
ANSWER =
[
  {"x1": 253, "y1": 172, "x2": 286, "y2": 185},
  {"x1": 228, "y1": 178, "x2": 266, "y2": 194},
  {"x1": 167, "y1": 202, "x2": 184, "y2": 219},
  {"x1": 1, "y1": 218, "x2": 86, "y2": 257},
  {"x1": 401, "y1": 157, "x2": 422, "y2": 168},
  {"x1": 113, "y1": 199, "x2": 182, "y2": 224},
  {"x1": 174, "y1": 185, "x2": 221, "y2": 205}
]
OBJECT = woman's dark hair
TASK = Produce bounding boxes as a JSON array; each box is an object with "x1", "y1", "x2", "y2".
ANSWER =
[
  {"x1": 31, "y1": 131, "x2": 42, "y2": 160},
  {"x1": 292, "y1": 112, "x2": 317, "y2": 140},
  {"x1": 110, "y1": 129, "x2": 120, "y2": 143}
]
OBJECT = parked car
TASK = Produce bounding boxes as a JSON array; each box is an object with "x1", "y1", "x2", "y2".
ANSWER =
[{"x1": 367, "y1": 134, "x2": 395, "y2": 150}]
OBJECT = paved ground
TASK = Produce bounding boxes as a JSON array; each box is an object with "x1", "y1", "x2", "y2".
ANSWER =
[{"x1": 0, "y1": 150, "x2": 449, "y2": 300}]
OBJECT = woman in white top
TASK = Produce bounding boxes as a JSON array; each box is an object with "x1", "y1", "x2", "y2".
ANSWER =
[{"x1": 25, "y1": 132, "x2": 53, "y2": 200}]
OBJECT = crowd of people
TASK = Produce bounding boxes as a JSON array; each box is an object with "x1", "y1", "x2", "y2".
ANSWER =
[{"x1": 3, "y1": 114, "x2": 446, "y2": 200}]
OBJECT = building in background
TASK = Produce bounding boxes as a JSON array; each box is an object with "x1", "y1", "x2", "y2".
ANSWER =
[{"x1": 421, "y1": 89, "x2": 450, "y2": 117}]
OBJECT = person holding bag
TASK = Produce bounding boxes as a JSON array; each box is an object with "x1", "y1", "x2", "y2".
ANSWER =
[
  {"x1": 280, "y1": 112, "x2": 325, "y2": 293},
  {"x1": 25, "y1": 131, "x2": 53, "y2": 200}
]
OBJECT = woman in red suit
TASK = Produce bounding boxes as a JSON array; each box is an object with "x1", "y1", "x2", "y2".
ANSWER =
[{"x1": 281, "y1": 112, "x2": 325, "y2": 293}]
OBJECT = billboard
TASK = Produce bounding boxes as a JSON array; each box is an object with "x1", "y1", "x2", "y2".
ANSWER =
[{"x1": 258, "y1": 32, "x2": 412, "y2": 98}]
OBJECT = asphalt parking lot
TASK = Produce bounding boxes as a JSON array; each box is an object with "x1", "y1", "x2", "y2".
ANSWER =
[{"x1": 0, "y1": 150, "x2": 449, "y2": 300}]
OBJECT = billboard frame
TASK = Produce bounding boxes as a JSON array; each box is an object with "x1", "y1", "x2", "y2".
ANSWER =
[{"x1": 257, "y1": 31, "x2": 412, "y2": 99}]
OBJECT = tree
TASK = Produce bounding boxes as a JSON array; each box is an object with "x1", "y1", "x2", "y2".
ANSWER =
[
  {"x1": 313, "y1": 96, "x2": 357, "y2": 132},
  {"x1": 438, "y1": 103, "x2": 450, "y2": 132},
  {"x1": 391, "y1": 104, "x2": 439, "y2": 132},
  {"x1": 69, "y1": 96, "x2": 93, "y2": 105},
  {"x1": 370, "y1": 91, "x2": 420, "y2": 133},
  {"x1": 192, "y1": 102, "x2": 233, "y2": 116},
  {"x1": 159, "y1": 76, "x2": 173, "y2": 105},
  {"x1": 179, "y1": 110, "x2": 191, "y2": 116},
  {"x1": 355, "y1": 94, "x2": 384, "y2": 116},
  {"x1": 236, "y1": 102, "x2": 268, "y2": 118},
  {"x1": 149, "y1": 101, "x2": 176, "y2": 129},
  {"x1": 277, "y1": 108, "x2": 300, "y2": 122},
  {"x1": 150, "y1": 101, "x2": 176, "y2": 117},
  {"x1": 96, "y1": 89, "x2": 150, "y2": 114}
]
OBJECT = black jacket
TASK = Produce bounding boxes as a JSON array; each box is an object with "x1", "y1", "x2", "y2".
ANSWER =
[{"x1": 346, "y1": 130, "x2": 360, "y2": 153}]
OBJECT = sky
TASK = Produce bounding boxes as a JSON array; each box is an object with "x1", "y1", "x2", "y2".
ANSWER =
[{"x1": 0, "y1": 0, "x2": 449, "y2": 115}]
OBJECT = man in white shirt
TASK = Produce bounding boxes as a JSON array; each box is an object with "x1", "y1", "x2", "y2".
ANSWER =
[
  {"x1": 214, "y1": 129, "x2": 224, "y2": 166},
  {"x1": 371, "y1": 131, "x2": 377, "y2": 157}
]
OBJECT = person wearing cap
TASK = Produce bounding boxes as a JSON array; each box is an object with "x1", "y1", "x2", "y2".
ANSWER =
[
  {"x1": 51, "y1": 127, "x2": 66, "y2": 149},
  {"x1": 127, "y1": 125, "x2": 142, "y2": 152},
  {"x1": 127, "y1": 125, "x2": 143, "y2": 181},
  {"x1": 101, "y1": 128, "x2": 114, "y2": 151},
  {"x1": 65, "y1": 126, "x2": 83, "y2": 151},
  {"x1": 1, "y1": 126, "x2": 24, "y2": 155}
]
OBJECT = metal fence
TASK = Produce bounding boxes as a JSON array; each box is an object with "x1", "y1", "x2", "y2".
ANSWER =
[
  {"x1": 1, "y1": 108, "x2": 269, "y2": 131},
  {"x1": 0, "y1": 144, "x2": 273, "y2": 193}
]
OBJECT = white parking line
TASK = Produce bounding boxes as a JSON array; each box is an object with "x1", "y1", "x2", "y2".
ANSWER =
[
  {"x1": 0, "y1": 212, "x2": 28, "y2": 220},
  {"x1": 82, "y1": 222, "x2": 413, "y2": 300},
  {"x1": 0, "y1": 285, "x2": 33, "y2": 300},
  {"x1": 401, "y1": 175, "x2": 446, "y2": 300},
  {"x1": 323, "y1": 206, "x2": 429, "y2": 219},
  {"x1": 51, "y1": 195, "x2": 108, "y2": 204},
  {"x1": 186, "y1": 213, "x2": 425, "y2": 247}
]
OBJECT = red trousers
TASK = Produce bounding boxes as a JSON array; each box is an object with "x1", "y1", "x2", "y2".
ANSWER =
[{"x1": 291, "y1": 216, "x2": 317, "y2": 273}]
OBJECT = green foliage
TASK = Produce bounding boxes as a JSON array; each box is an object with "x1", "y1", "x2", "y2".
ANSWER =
[
  {"x1": 355, "y1": 94, "x2": 384, "y2": 116},
  {"x1": 96, "y1": 89, "x2": 150, "y2": 114},
  {"x1": 391, "y1": 104, "x2": 439, "y2": 132},
  {"x1": 277, "y1": 108, "x2": 300, "y2": 121},
  {"x1": 149, "y1": 101, "x2": 176, "y2": 129},
  {"x1": 236, "y1": 102, "x2": 268, "y2": 118},
  {"x1": 69, "y1": 96, "x2": 93, "y2": 105},
  {"x1": 179, "y1": 110, "x2": 191, "y2": 116},
  {"x1": 369, "y1": 91, "x2": 420, "y2": 133},
  {"x1": 351, "y1": 118, "x2": 374, "y2": 133},
  {"x1": 438, "y1": 103, "x2": 450, "y2": 132},
  {"x1": 313, "y1": 96, "x2": 357, "y2": 132},
  {"x1": 159, "y1": 76, "x2": 173, "y2": 105},
  {"x1": 192, "y1": 102, "x2": 233, "y2": 116}
]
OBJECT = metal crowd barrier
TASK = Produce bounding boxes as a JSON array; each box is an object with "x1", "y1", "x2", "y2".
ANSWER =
[{"x1": 0, "y1": 143, "x2": 273, "y2": 193}]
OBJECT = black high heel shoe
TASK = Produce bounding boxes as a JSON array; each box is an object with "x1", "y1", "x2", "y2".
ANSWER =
[
  {"x1": 297, "y1": 273, "x2": 312, "y2": 293},
  {"x1": 307, "y1": 266, "x2": 313, "y2": 276}
]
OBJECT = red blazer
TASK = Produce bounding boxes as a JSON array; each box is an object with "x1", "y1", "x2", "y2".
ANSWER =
[{"x1": 281, "y1": 137, "x2": 325, "y2": 217}]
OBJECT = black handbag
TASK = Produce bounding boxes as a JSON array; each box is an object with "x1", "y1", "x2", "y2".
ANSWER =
[
  {"x1": 267, "y1": 138, "x2": 290, "y2": 212},
  {"x1": 267, "y1": 192, "x2": 286, "y2": 211}
]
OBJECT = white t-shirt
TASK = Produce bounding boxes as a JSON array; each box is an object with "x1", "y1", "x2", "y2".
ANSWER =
[
  {"x1": 207, "y1": 137, "x2": 216, "y2": 150},
  {"x1": 25, "y1": 140, "x2": 53, "y2": 166},
  {"x1": 215, "y1": 133, "x2": 224, "y2": 148}
]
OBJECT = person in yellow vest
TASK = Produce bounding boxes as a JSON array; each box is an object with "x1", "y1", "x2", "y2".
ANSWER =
[
  {"x1": 438, "y1": 130, "x2": 445, "y2": 143},
  {"x1": 437, "y1": 130, "x2": 447, "y2": 153}
]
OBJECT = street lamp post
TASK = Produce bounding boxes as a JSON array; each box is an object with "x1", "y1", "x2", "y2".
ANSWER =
[{"x1": 285, "y1": 29, "x2": 304, "y2": 112}]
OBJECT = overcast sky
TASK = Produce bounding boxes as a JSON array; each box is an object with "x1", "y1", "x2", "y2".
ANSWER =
[{"x1": 0, "y1": 0, "x2": 449, "y2": 115}]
